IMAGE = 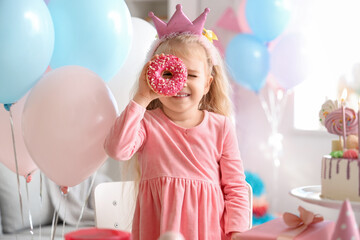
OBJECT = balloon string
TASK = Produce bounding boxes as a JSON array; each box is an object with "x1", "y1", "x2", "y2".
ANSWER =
[
  {"x1": 259, "y1": 91, "x2": 272, "y2": 123},
  {"x1": 51, "y1": 189, "x2": 64, "y2": 240},
  {"x1": 25, "y1": 180, "x2": 34, "y2": 239},
  {"x1": 268, "y1": 86, "x2": 278, "y2": 132},
  {"x1": 39, "y1": 172, "x2": 43, "y2": 240},
  {"x1": 62, "y1": 194, "x2": 68, "y2": 239},
  {"x1": 76, "y1": 171, "x2": 98, "y2": 229},
  {"x1": 8, "y1": 107, "x2": 25, "y2": 226},
  {"x1": 40, "y1": 172, "x2": 43, "y2": 201},
  {"x1": 50, "y1": 203, "x2": 59, "y2": 240},
  {"x1": 277, "y1": 91, "x2": 289, "y2": 127},
  {"x1": 261, "y1": 86, "x2": 290, "y2": 211},
  {"x1": 259, "y1": 86, "x2": 289, "y2": 132}
]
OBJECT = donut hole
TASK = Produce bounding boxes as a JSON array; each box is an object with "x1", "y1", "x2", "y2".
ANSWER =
[{"x1": 162, "y1": 71, "x2": 173, "y2": 79}]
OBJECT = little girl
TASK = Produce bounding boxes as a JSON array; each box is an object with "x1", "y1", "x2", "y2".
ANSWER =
[{"x1": 105, "y1": 5, "x2": 249, "y2": 240}]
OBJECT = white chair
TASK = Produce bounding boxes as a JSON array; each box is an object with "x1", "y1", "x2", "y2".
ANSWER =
[
  {"x1": 94, "y1": 181, "x2": 136, "y2": 232},
  {"x1": 94, "y1": 181, "x2": 253, "y2": 231},
  {"x1": 246, "y1": 182, "x2": 253, "y2": 229}
]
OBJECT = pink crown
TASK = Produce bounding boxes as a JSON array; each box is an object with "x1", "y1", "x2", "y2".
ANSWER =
[{"x1": 148, "y1": 4, "x2": 210, "y2": 39}]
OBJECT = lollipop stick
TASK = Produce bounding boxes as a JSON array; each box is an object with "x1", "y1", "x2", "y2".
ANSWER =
[{"x1": 342, "y1": 104, "x2": 347, "y2": 150}]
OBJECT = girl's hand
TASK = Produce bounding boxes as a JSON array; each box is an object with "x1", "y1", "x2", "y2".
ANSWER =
[
  {"x1": 231, "y1": 232, "x2": 243, "y2": 240},
  {"x1": 133, "y1": 55, "x2": 162, "y2": 108}
]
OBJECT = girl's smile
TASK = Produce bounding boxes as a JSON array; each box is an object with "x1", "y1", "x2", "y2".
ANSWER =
[{"x1": 173, "y1": 91, "x2": 190, "y2": 98}]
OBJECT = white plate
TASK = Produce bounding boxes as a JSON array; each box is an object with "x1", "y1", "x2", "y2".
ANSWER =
[{"x1": 289, "y1": 185, "x2": 360, "y2": 211}]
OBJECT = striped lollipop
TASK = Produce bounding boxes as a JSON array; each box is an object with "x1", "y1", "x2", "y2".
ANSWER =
[
  {"x1": 324, "y1": 107, "x2": 358, "y2": 136},
  {"x1": 319, "y1": 99, "x2": 339, "y2": 126}
]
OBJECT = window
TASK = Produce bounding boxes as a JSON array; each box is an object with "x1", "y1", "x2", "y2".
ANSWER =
[{"x1": 293, "y1": 0, "x2": 360, "y2": 131}]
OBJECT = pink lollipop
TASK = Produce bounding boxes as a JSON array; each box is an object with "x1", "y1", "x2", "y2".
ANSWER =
[{"x1": 324, "y1": 107, "x2": 358, "y2": 135}]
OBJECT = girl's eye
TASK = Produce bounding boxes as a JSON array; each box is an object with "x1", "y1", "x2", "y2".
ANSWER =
[{"x1": 188, "y1": 74, "x2": 197, "y2": 78}]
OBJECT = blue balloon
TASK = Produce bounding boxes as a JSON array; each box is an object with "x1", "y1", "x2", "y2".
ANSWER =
[
  {"x1": 48, "y1": 0, "x2": 133, "y2": 82},
  {"x1": 225, "y1": 34, "x2": 270, "y2": 92},
  {"x1": 246, "y1": 0, "x2": 291, "y2": 42},
  {"x1": 0, "y1": 0, "x2": 54, "y2": 104}
]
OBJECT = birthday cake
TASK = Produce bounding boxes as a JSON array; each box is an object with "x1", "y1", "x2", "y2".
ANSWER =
[{"x1": 319, "y1": 99, "x2": 360, "y2": 202}]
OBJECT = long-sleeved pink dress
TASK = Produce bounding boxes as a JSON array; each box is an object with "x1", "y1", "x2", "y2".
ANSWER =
[{"x1": 104, "y1": 101, "x2": 249, "y2": 240}]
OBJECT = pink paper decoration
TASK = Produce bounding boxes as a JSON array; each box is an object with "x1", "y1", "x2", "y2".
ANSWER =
[
  {"x1": 215, "y1": 7, "x2": 242, "y2": 32},
  {"x1": 212, "y1": 34, "x2": 225, "y2": 57}
]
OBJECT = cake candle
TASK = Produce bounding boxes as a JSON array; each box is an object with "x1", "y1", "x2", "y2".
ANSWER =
[
  {"x1": 358, "y1": 100, "x2": 360, "y2": 159},
  {"x1": 341, "y1": 89, "x2": 347, "y2": 150}
]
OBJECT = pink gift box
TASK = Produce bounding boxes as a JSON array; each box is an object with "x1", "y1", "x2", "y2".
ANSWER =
[{"x1": 238, "y1": 218, "x2": 335, "y2": 240}]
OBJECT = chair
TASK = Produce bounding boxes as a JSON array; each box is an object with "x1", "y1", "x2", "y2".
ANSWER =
[
  {"x1": 246, "y1": 182, "x2": 253, "y2": 229},
  {"x1": 94, "y1": 181, "x2": 253, "y2": 231},
  {"x1": 94, "y1": 181, "x2": 136, "y2": 232}
]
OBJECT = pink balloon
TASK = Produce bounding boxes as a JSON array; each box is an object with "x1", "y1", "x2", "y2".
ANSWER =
[
  {"x1": 22, "y1": 66, "x2": 117, "y2": 187},
  {"x1": 238, "y1": 0, "x2": 252, "y2": 33},
  {"x1": 0, "y1": 94, "x2": 38, "y2": 178}
]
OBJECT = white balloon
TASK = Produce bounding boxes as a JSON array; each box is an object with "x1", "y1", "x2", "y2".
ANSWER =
[{"x1": 107, "y1": 17, "x2": 157, "y2": 112}]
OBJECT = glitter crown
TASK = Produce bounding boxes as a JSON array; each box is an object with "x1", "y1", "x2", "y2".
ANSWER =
[{"x1": 148, "y1": 4, "x2": 210, "y2": 39}]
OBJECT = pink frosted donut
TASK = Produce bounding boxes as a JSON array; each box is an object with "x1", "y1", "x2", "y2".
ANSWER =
[{"x1": 146, "y1": 54, "x2": 187, "y2": 96}]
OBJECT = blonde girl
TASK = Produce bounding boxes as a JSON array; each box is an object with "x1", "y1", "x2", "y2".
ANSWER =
[{"x1": 105, "y1": 5, "x2": 249, "y2": 240}]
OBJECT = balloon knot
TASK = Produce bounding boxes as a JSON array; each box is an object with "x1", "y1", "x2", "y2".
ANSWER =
[
  {"x1": 25, "y1": 174, "x2": 32, "y2": 183},
  {"x1": 3, "y1": 104, "x2": 12, "y2": 111},
  {"x1": 60, "y1": 186, "x2": 69, "y2": 195}
]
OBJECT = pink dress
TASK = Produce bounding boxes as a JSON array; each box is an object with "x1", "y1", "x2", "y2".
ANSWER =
[{"x1": 104, "y1": 101, "x2": 249, "y2": 240}]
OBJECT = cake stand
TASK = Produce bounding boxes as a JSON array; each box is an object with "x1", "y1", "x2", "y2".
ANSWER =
[{"x1": 289, "y1": 185, "x2": 360, "y2": 211}]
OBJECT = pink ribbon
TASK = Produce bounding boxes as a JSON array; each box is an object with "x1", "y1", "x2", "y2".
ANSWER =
[{"x1": 277, "y1": 206, "x2": 324, "y2": 240}]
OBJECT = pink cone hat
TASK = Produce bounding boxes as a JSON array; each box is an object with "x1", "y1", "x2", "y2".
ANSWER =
[{"x1": 331, "y1": 199, "x2": 360, "y2": 240}]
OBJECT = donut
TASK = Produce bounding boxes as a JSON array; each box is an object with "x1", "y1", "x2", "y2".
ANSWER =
[{"x1": 146, "y1": 54, "x2": 187, "y2": 96}]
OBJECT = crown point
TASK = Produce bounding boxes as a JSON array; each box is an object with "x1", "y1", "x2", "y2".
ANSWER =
[
  {"x1": 176, "y1": 4, "x2": 182, "y2": 11},
  {"x1": 149, "y1": 4, "x2": 210, "y2": 39}
]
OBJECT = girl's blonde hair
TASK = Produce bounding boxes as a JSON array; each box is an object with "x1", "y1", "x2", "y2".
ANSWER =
[{"x1": 143, "y1": 34, "x2": 233, "y2": 117}]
